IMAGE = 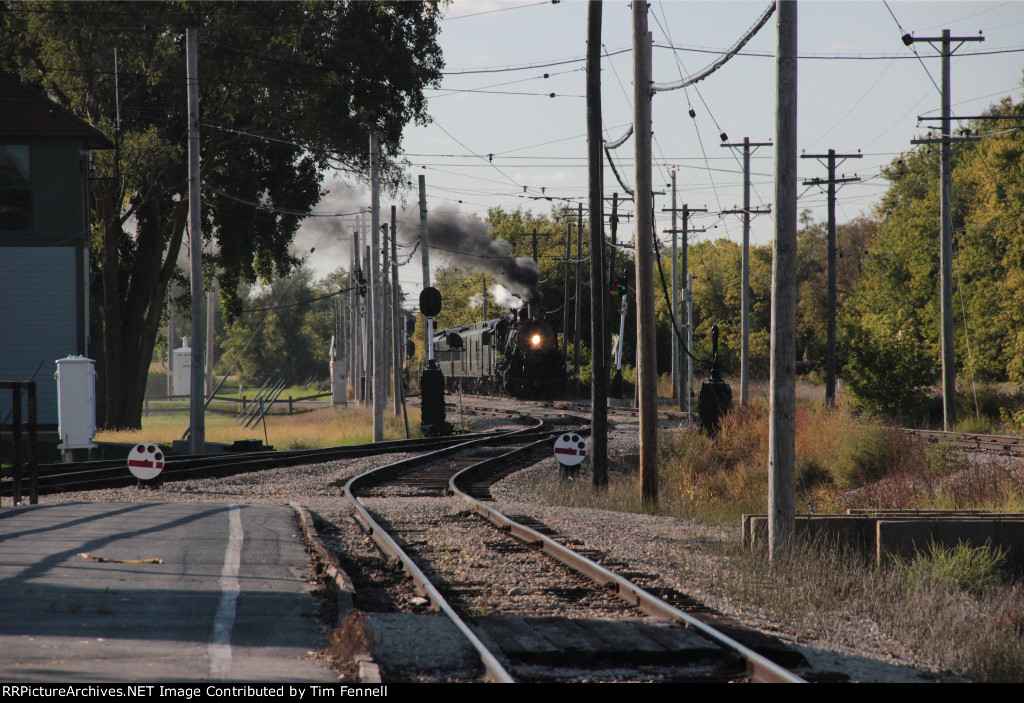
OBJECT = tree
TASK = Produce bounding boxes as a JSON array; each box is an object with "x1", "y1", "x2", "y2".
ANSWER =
[
  {"x1": 0, "y1": 1, "x2": 443, "y2": 427},
  {"x1": 217, "y1": 266, "x2": 335, "y2": 386}
]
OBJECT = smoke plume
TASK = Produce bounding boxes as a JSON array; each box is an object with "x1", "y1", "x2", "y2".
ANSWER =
[{"x1": 417, "y1": 209, "x2": 542, "y2": 303}]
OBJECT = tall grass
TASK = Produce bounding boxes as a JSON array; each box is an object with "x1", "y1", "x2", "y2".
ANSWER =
[
  {"x1": 724, "y1": 537, "x2": 1024, "y2": 682},
  {"x1": 656, "y1": 398, "x2": 1024, "y2": 521},
  {"x1": 529, "y1": 397, "x2": 1024, "y2": 681}
]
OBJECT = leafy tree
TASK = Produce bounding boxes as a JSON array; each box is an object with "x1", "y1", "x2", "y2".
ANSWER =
[
  {"x1": 955, "y1": 96, "x2": 1024, "y2": 381},
  {"x1": 218, "y1": 266, "x2": 335, "y2": 386},
  {"x1": 0, "y1": 1, "x2": 443, "y2": 427},
  {"x1": 842, "y1": 81, "x2": 1024, "y2": 400}
]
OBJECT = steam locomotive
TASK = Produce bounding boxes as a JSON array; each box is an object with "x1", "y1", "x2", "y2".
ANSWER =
[{"x1": 432, "y1": 301, "x2": 568, "y2": 399}]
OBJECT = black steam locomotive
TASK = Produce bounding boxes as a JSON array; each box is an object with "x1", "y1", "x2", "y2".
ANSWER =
[{"x1": 432, "y1": 302, "x2": 568, "y2": 399}]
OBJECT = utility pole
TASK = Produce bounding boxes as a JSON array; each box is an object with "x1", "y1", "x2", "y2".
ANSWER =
[
  {"x1": 563, "y1": 221, "x2": 572, "y2": 362},
  {"x1": 722, "y1": 138, "x2": 772, "y2": 405},
  {"x1": 633, "y1": 0, "x2": 657, "y2": 505},
  {"x1": 353, "y1": 228, "x2": 364, "y2": 404},
  {"x1": 167, "y1": 305, "x2": 175, "y2": 397},
  {"x1": 587, "y1": 0, "x2": 608, "y2": 488},
  {"x1": 419, "y1": 175, "x2": 431, "y2": 289},
  {"x1": 186, "y1": 27, "x2": 204, "y2": 455},
  {"x1": 769, "y1": 0, "x2": 797, "y2": 561},
  {"x1": 801, "y1": 149, "x2": 861, "y2": 407},
  {"x1": 905, "y1": 29, "x2": 984, "y2": 431},
  {"x1": 206, "y1": 289, "x2": 216, "y2": 394},
  {"x1": 370, "y1": 135, "x2": 384, "y2": 441},
  {"x1": 574, "y1": 203, "x2": 584, "y2": 397},
  {"x1": 667, "y1": 170, "x2": 679, "y2": 400},
  {"x1": 363, "y1": 241, "x2": 372, "y2": 409},
  {"x1": 391, "y1": 206, "x2": 402, "y2": 416},
  {"x1": 662, "y1": 203, "x2": 706, "y2": 413},
  {"x1": 349, "y1": 233, "x2": 357, "y2": 404}
]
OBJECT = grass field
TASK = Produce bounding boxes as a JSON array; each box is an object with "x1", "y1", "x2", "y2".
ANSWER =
[{"x1": 97, "y1": 402, "x2": 418, "y2": 450}]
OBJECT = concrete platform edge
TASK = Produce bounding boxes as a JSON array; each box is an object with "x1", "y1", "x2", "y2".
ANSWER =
[{"x1": 289, "y1": 502, "x2": 382, "y2": 684}]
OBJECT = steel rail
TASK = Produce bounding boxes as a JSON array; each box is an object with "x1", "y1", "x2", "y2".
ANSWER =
[
  {"x1": 902, "y1": 427, "x2": 1024, "y2": 454},
  {"x1": 343, "y1": 420, "x2": 549, "y2": 683},
  {"x1": 450, "y1": 465, "x2": 806, "y2": 684},
  {"x1": 0, "y1": 430, "x2": 525, "y2": 498}
]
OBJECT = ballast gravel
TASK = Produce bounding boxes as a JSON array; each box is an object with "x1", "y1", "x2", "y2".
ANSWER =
[{"x1": 42, "y1": 403, "x2": 958, "y2": 683}]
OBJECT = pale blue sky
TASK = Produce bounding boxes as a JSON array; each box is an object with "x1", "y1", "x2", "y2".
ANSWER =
[{"x1": 297, "y1": 0, "x2": 1024, "y2": 289}]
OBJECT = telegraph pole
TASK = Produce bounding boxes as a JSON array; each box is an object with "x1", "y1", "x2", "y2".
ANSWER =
[
  {"x1": 665, "y1": 169, "x2": 679, "y2": 399},
  {"x1": 722, "y1": 137, "x2": 772, "y2": 405},
  {"x1": 563, "y1": 222, "x2": 572, "y2": 362},
  {"x1": 574, "y1": 203, "x2": 584, "y2": 397},
  {"x1": 769, "y1": 0, "x2": 797, "y2": 561},
  {"x1": 801, "y1": 149, "x2": 861, "y2": 407},
  {"x1": 419, "y1": 175, "x2": 431, "y2": 288},
  {"x1": 186, "y1": 27, "x2": 204, "y2": 455},
  {"x1": 353, "y1": 228, "x2": 364, "y2": 404},
  {"x1": 663, "y1": 203, "x2": 706, "y2": 412},
  {"x1": 391, "y1": 206, "x2": 402, "y2": 416},
  {"x1": 633, "y1": 0, "x2": 657, "y2": 504},
  {"x1": 587, "y1": 0, "x2": 607, "y2": 488},
  {"x1": 905, "y1": 29, "x2": 984, "y2": 431},
  {"x1": 370, "y1": 135, "x2": 384, "y2": 441}
]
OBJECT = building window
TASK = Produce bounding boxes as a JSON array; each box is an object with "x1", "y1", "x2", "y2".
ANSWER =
[{"x1": 0, "y1": 145, "x2": 31, "y2": 232}]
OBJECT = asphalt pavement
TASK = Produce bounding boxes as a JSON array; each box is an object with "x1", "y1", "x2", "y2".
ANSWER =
[{"x1": 0, "y1": 502, "x2": 338, "y2": 683}]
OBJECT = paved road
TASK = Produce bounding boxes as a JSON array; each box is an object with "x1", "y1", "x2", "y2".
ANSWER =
[{"x1": 0, "y1": 502, "x2": 338, "y2": 683}]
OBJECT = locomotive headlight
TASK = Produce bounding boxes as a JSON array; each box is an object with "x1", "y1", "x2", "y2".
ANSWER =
[{"x1": 531, "y1": 334, "x2": 541, "y2": 346}]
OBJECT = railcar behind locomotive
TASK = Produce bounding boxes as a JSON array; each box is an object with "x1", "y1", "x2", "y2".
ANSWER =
[{"x1": 433, "y1": 301, "x2": 568, "y2": 399}]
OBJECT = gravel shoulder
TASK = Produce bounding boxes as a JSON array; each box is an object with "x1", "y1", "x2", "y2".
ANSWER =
[{"x1": 40, "y1": 404, "x2": 960, "y2": 683}]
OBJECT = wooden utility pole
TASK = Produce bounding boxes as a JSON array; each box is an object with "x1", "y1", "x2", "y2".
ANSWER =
[
  {"x1": 801, "y1": 149, "x2": 861, "y2": 407},
  {"x1": 574, "y1": 203, "x2": 584, "y2": 397},
  {"x1": 769, "y1": 0, "x2": 797, "y2": 560},
  {"x1": 662, "y1": 203, "x2": 706, "y2": 413},
  {"x1": 587, "y1": 0, "x2": 608, "y2": 487},
  {"x1": 419, "y1": 175, "x2": 431, "y2": 288},
  {"x1": 349, "y1": 233, "x2": 358, "y2": 403},
  {"x1": 906, "y1": 29, "x2": 984, "y2": 431},
  {"x1": 353, "y1": 228, "x2": 364, "y2": 404},
  {"x1": 633, "y1": 0, "x2": 657, "y2": 504},
  {"x1": 667, "y1": 170, "x2": 679, "y2": 399},
  {"x1": 563, "y1": 222, "x2": 572, "y2": 361},
  {"x1": 186, "y1": 27, "x2": 205, "y2": 455},
  {"x1": 722, "y1": 138, "x2": 772, "y2": 405},
  {"x1": 370, "y1": 135, "x2": 384, "y2": 441},
  {"x1": 391, "y1": 206, "x2": 402, "y2": 416}
]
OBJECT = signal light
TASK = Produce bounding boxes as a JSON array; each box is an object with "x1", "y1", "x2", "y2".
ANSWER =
[
  {"x1": 358, "y1": 276, "x2": 367, "y2": 297},
  {"x1": 610, "y1": 276, "x2": 627, "y2": 296}
]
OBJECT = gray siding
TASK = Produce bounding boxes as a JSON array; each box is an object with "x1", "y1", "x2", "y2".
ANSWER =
[
  {"x1": 0, "y1": 246, "x2": 80, "y2": 426},
  {"x1": 0, "y1": 138, "x2": 90, "y2": 247},
  {"x1": 32, "y1": 140, "x2": 90, "y2": 245}
]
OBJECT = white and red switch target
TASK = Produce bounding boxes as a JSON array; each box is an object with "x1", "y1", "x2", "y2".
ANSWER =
[
  {"x1": 128, "y1": 444, "x2": 165, "y2": 480},
  {"x1": 554, "y1": 433, "x2": 588, "y2": 467}
]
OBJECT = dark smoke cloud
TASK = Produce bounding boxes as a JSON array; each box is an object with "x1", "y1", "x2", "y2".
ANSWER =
[{"x1": 401, "y1": 208, "x2": 542, "y2": 303}]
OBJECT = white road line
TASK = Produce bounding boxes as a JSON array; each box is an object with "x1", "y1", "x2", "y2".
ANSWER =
[{"x1": 209, "y1": 505, "x2": 243, "y2": 679}]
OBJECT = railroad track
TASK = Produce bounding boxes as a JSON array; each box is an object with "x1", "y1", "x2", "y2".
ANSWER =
[
  {"x1": 0, "y1": 429, "x2": 524, "y2": 499},
  {"x1": 342, "y1": 417, "x2": 805, "y2": 683},
  {"x1": 902, "y1": 427, "x2": 1024, "y2": 455}
]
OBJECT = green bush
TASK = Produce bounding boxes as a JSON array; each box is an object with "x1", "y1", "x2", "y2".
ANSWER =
[
  {"x1": 842, "y1": 325, "x2": 933, "y2": 418},
  {"x1": 830, "y1": 423, "x2": 896, "y2": 488}
]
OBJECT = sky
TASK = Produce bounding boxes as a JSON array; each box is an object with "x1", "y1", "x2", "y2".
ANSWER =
[{"x1": 292, "y1": 0, "x2": 1024, "y2": 296}]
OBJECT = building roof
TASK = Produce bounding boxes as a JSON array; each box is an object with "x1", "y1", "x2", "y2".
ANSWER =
[{"x1": 0, "y1": 71, "x2": 113, "y2": 149}]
